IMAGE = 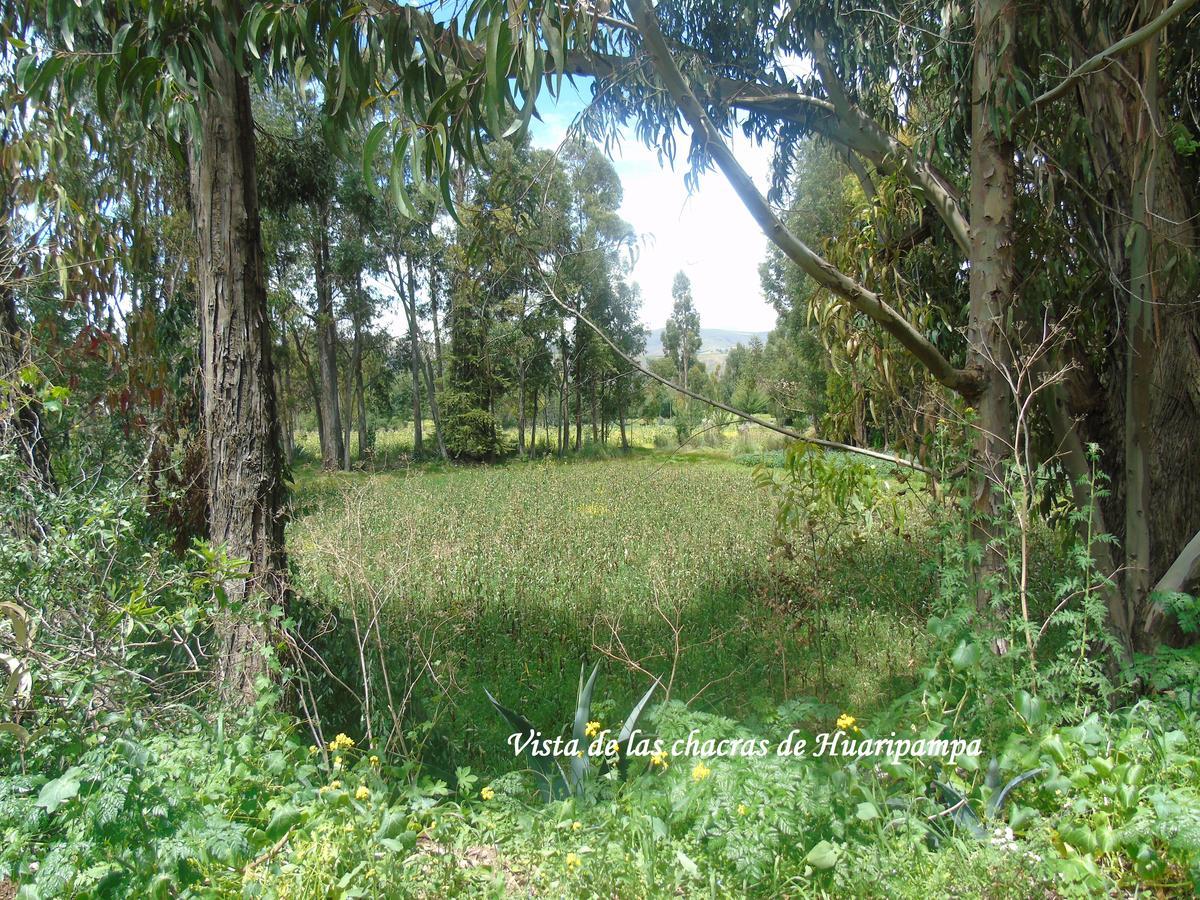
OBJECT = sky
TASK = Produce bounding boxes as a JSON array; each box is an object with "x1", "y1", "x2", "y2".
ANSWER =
[{"x1": 528, "y1": 83, "x2": 779, "y2": 334}]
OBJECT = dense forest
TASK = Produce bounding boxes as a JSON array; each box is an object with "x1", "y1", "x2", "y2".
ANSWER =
[{"x1": 2, "y1": 0, "x2": 1200, "y2": 897}]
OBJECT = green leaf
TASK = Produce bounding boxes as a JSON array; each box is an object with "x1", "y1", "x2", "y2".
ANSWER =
[
  {"x1": 675, "y1": 849, "x2": 699, "y2": 877},
  {"x1": 805, "y1": 839, "x2": 839, "y2": 870},
  {"x1": 265, "y1": 805, "x2": 301, "y2": 840},
  {"x1": 986, "y1": 768, "x2": 1043, "y2": 820},
  {"x1": 483, "y1": 687, "x2": 563, "y2": 801},
  {"x1": 569, "y1": 661, "x2": 600, "y2": 790},
  {"x1": 855, "y1": 801, "x2": 879, "y2": 821},
  {"x1": 0, "y1": 722, "x2": 31, "y2": 744},
  {"x1": 36, "y1": 770, "x2": 82, "y2": 813},
  {"x1": 950, "y1": 640, "x2": 980, "y2": 670},
  {"x1": 1016, "y1": 690, "x2": 1044, "y2": 725},
  {"x1": 361, "y1": 120, "x2": 389, "y2": 189}
]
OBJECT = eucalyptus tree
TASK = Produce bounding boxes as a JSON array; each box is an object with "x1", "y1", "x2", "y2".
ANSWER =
[
  {"x1": 555, "y1": 0, "x2": 1199, "y2": 653},
  {"x1": 258, "y1": 95, "x2": 349, "y2": 470},
  {"x1": 18, "y1": 0, "x2": 569, "y2": 702},
  {"x1": 662, "y1": 272, "x2": 701, "y2": 395}
]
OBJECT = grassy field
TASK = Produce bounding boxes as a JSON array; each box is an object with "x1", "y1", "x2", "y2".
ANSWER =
[{"x1": 290, "y1": 453, "x2": 933, "y2": 774}]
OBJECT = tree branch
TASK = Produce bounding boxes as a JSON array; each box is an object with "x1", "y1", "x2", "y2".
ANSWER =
[
  {"x1": 622, "y1": 0, "x2": 980, "y2": 399},
  {"x1": 536, "y1": 272, "x2": 933, "y2": 474},
  {"x1": 1014, "y1": 0, "x2": 1199, "y2": 127},
  {"x1": 808, "y1": 29, "x2": 971, "y2": 255}
]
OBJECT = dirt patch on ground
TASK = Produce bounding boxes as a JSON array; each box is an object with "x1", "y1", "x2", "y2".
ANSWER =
[{"x1": 0, "y1": 878, "x2": 17, "y2": 900}]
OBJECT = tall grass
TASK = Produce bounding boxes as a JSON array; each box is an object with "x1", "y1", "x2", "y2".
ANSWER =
[{"x1": 289, "y1": 455, "x2": 934, "y2": 772}]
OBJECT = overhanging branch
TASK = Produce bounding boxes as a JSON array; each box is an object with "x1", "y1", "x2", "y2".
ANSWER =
[{"x1": 622, "y1": 0, "x2": 981, "y2": 399}]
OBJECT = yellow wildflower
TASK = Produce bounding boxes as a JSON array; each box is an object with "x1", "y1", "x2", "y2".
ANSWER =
[
  {"x1": 355, "y1": 784, "x2": 370, "y2": 801},
  {"x1": 308, "y1": 745, "x2": 319, "y2": 755},
  {"x1": 369, "y1": 755, "x2": 380, "y2": 768},
  {"x1": 691, "y1": 761, "x2": 712, "y2": 782},
  {"x1": 330, "y1": 780, "x2": 342, "y2": 790},
  {"x1": 329, "y1": 733, "x2": 356, "y2": 752},
  {"x1": 650, "y1": 749, "x2": 669, "y2": 769},
  {"x1": 333, "y1": 756, "x2": 343, "y2": 770},
  {"x1": 737, "y1": 804, "x2": 748, "y2": 816},
  {"x1": 565, "y1": 851, "x2": 582, "y2": 870},
  {"x1": 571, "y1": 820, "x2": 582, "y2": 832},
  {"x1": 585, "y1": 721, "x2": 602, "y2": 738},
  {"x1": 836, "y1": 713, "x2": 857, "y2": 731},
  {"x1": 481, "y1": 786, "x2": 495, "y2": 801}
]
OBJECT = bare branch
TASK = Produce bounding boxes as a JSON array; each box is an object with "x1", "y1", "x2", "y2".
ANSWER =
[{"x1": 537, "y1": 272, "x2": 934, "y2": 474}]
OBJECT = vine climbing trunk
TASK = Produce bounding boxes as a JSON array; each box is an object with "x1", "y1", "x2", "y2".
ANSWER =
[{"x1": 187, "y1": 7, "x2": 287, "y2": 707}]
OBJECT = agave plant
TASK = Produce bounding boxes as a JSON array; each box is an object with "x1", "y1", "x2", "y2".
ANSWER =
[
  {"x1": 485, "y1": 661, "x2": 658, "y2": 802},
  {"x1": 927, "y1": 760, "x2": 1045, "y2": 845}
]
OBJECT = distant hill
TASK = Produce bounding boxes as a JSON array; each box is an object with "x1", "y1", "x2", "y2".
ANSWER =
[{"x1": 643, "y1": 327, "x2": 769, "y2": 359}]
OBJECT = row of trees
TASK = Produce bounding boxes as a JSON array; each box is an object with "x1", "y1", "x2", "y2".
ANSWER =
[{"x1": 259, "y1": 119, "x2": 655, "y2": 467}]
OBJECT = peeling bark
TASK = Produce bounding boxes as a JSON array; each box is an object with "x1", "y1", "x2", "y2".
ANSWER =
[
  {"x1": 186, "y1": 11, "x2": 286, "y2": 706},
  {"x1": 965, "y1": 0, "x2": 1017, "y2": 631}
]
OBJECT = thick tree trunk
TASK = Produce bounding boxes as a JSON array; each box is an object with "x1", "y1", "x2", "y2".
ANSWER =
[
  {"x1": 619, "y1": 405, "x2": 628, "y2": 450},
  {"x1": 965, "y1": 0, "x2": 1017, "y2": 637},
  {"x1": 313, "y1": 200, "x2": 344, "y2": 471},
  {"x1": 1065, "y1": 6, "x2": 1200, "y2": 653},
  {"x1": 187, "y1": 26, "x2": 286, "y2": 706}
]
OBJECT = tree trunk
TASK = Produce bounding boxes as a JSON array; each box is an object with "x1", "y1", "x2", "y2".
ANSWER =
[
  {"x1": 290, "y1": 325, "x2": 323, "y2": 452},
  {"x1": 422, "y1": 353, "x2": 448, "y2": 461},
  {"x1": 965, "y1": 0, "x2": 1017, "y2": 637},
  {"x1": 620, "y1": 404, "x2": 628, "y2": 450},
  {"x1": 530, "y1": 385, "x2": 539, "y2": 455},
  {"x1": 1065, "y1": 7, "x2": 1200, "y2": 653},
  {"x1": 517, "y1": 365, "x2": 526, "y2": 457},
  {"x1": 313, "y1": 199, "x2": 344, "y2": 471},
  {"x1": 341, "y1": 362, "x2": 353, "y2": 470},
  {"x1": 0, "y1": 243, "x2": 55, "y2": 494},
  {"x1": 590, "y1": 383, "x2": 598, "y2": 444},
  {"x1": 187, "y1": 23, "x2": 286, "y2": 706},
  {"x1": 352, "y1": 290, "x2": 368, "y2": 459},
  {"x1": 558, "y1": 324, "x2": 568, "y2": 458},
  {"x1": 429, "y1": 263, "x2": 445, "y2": 380},
  {"x1": 404, "y1": 258, "x2": 423, "y2": 458},
  {"x1": 574, "y1": 362, "x2": 583, "y2": 451}
]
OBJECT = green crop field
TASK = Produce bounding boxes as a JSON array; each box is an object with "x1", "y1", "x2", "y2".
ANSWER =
[{"x1": 290, "y1": 456, "x2": 933, "y2": 774}]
